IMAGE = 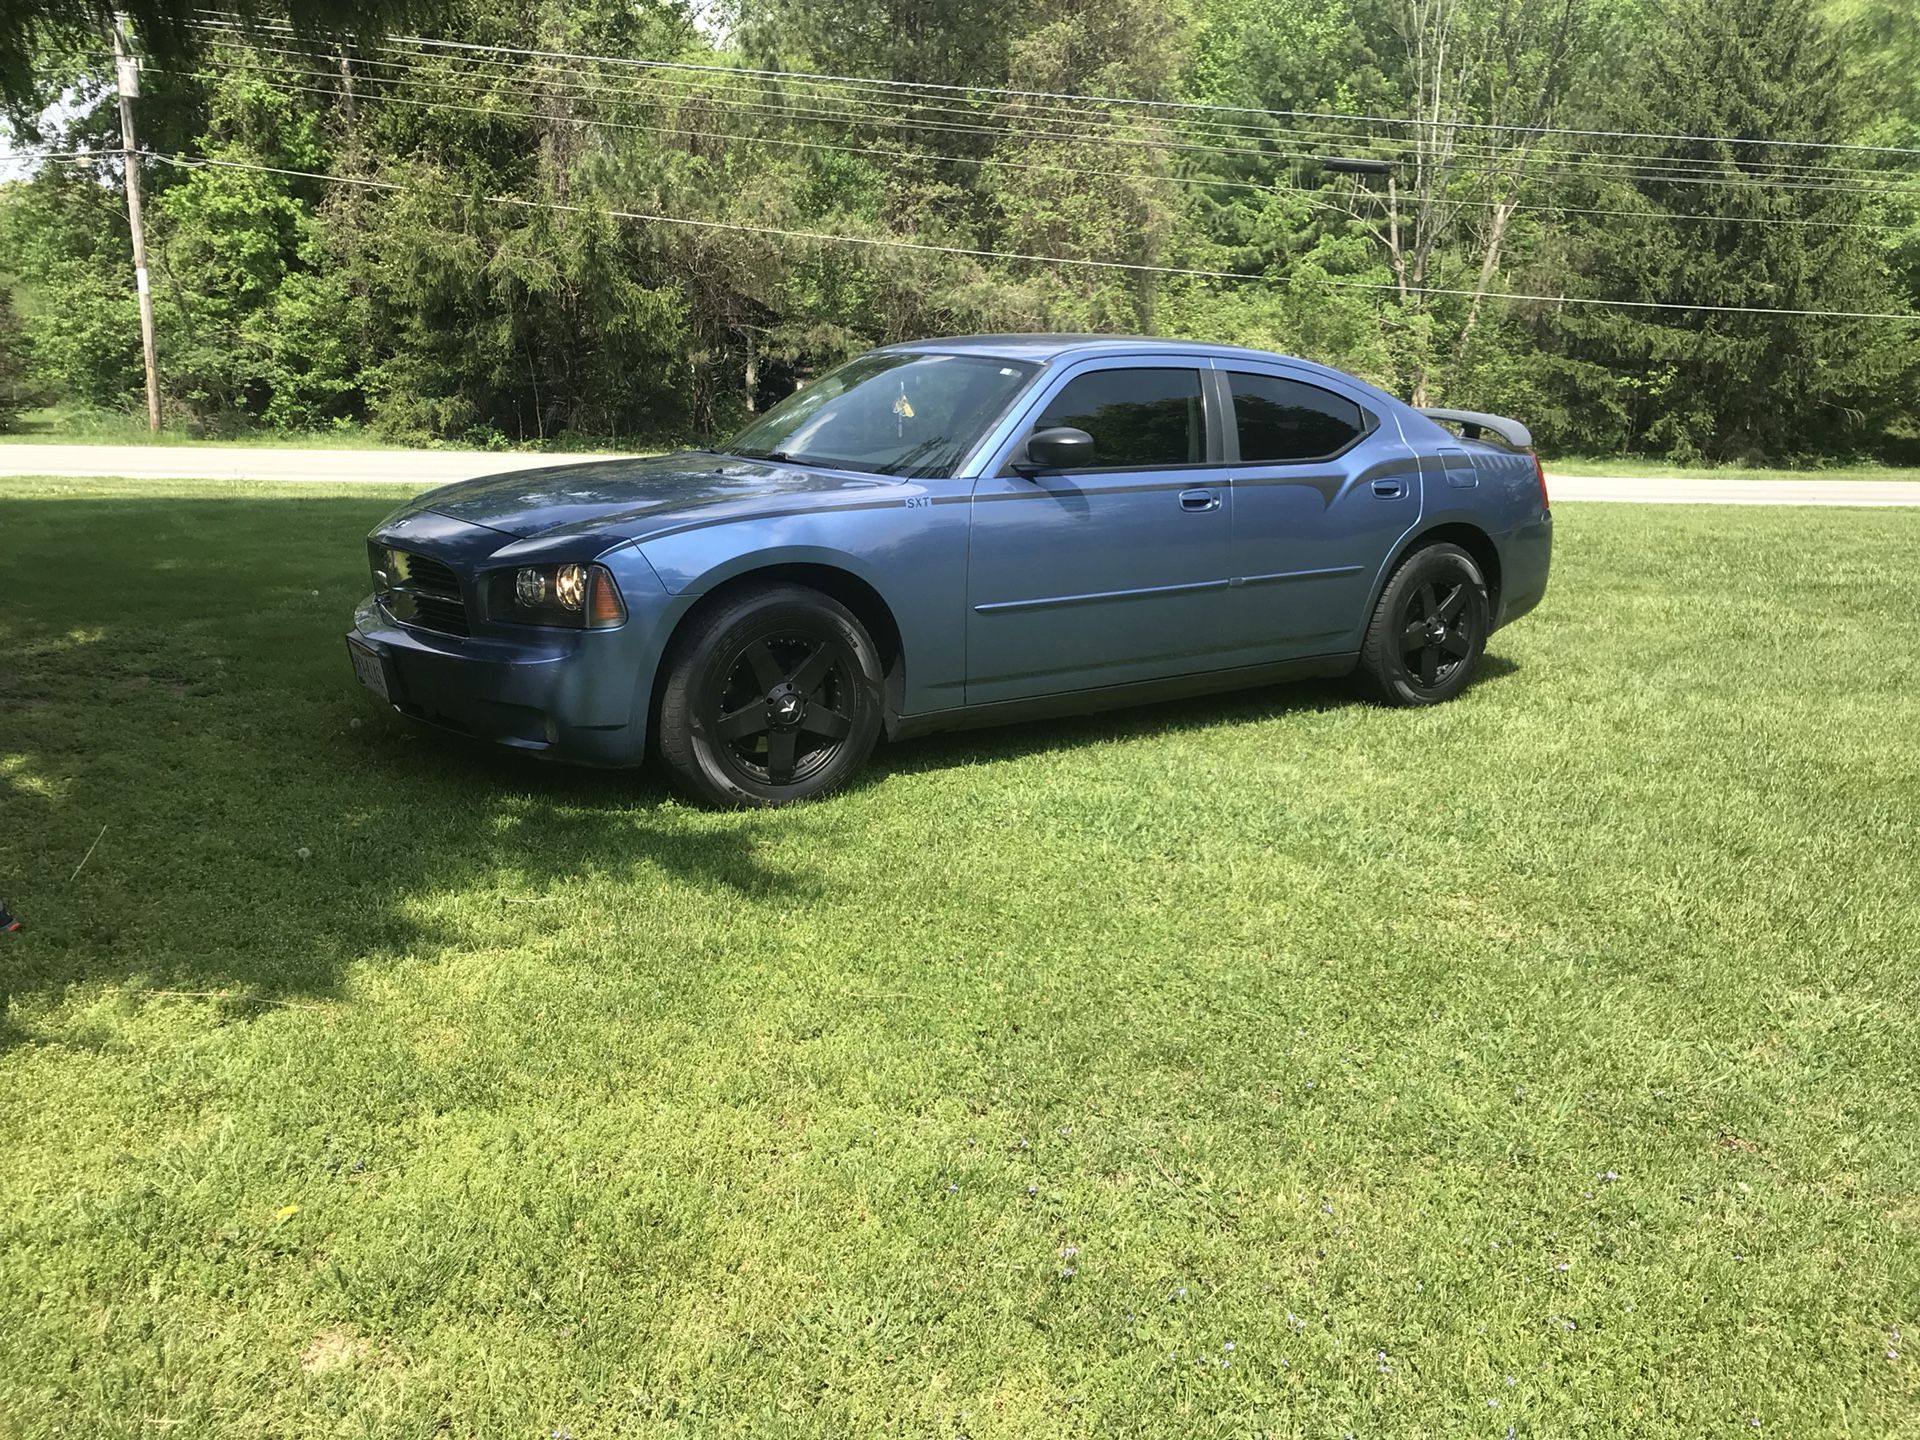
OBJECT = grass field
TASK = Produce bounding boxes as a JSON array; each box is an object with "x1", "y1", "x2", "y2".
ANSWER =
[{"x1": 1, "y1": 478, "x2": 1916, "y2": 1438}]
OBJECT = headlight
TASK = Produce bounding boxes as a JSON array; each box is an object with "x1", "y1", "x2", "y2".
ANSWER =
[{"x1": 488, "y1": 563, "x2": 627, "y2": 629}]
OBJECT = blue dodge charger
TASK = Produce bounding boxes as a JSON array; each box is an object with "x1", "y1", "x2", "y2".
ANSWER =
[{"x1": 348, "y1": 335, "x2": 1551, "y2": 806}]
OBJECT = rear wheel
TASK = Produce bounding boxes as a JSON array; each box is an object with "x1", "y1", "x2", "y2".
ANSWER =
[
  {"x1": 1356, "y1": 542, "x2": 1490, "y2": 705},
  {"x1": 656, "y1": 584, "x2": 884, "y2": 808}
]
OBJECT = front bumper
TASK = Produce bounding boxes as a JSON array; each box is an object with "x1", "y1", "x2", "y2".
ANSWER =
[{"x1": 347, "y1": 597, "x2": 650, "y2": 766}]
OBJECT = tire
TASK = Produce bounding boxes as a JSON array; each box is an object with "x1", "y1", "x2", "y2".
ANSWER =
[
  {"x1": 1355, "y1": 542, "x2": 1490, "y2": 706},
  {"x1": 656, "y1": 583, "x2": 885, "y2": 808}
]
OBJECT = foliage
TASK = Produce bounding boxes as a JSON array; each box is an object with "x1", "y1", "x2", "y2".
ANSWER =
[
  {"x1": 0, "y1": 282, "x2": 30, "y2": 425},
  {"x1": 1, "y1": 0, "x2": 1915, "y2": 457}
]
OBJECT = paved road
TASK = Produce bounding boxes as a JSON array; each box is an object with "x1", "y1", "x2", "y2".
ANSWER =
[{"x1": 4, "y1": 443, "x2": 1919, "y2": 506}]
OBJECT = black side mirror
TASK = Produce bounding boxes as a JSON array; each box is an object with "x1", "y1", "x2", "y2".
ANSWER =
[{"x1": 1018, "y1": 426, "x2": 1094, "y2": 474}]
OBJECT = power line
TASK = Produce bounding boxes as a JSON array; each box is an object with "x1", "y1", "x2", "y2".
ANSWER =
[
  {"x1": 43, "y1": 149, "x2": 1920, "y2": 322},
  {"x1": 186, "y1": 14, "x2": 1920, "y2": 162},
  {"x1": 179, "y1": 23, "x2": 1916, "y2": 188},
  {"x1": 145, "y1": 51, "x2": 1920, "y2": 204},
  {"x1": 180, "y1": 18, "x2": 1920, "y2": 188},
  {"x1": 80, "y1": 62, "x2": 1916, "y2": 232}
]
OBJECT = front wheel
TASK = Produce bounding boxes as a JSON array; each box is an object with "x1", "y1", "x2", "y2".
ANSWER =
[
  {"x1": 656, "y1": 584, "x2": 885, "y2": 808},
  {"x1": 1356, "y1": 542, "x2": 1490, "y2": 706}
]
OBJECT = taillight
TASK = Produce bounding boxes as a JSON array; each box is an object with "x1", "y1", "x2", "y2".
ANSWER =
[
  {"x1": 588, "y1": 565, "x2": 627, "y2": 628},
  {"x1": 1533, "y1": 452, "x2": 1550, "y2": 513}
]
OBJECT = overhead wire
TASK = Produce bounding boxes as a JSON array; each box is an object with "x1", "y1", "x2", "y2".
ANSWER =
[
  {"x1": 38, "y1": 148, "x2": 1920, "y2": 322},
  {"x1": 178, "y1": 14, "x2": 1920, "y2": 161},
  {"x1": 179, "y1": 17, "x2": 1920, "y2": 188},
  {"x1": 150, "y1": 37, "x2": 1920, "y2": 201}
]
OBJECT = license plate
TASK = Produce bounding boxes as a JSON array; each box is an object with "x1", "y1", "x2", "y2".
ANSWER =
[{"x1": 347, "y1": 638, "x2": 390, "y2": 703}]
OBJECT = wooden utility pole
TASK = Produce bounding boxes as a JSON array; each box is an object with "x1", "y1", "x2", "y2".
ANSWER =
[{"x1": 111, "y1": 15, "x2": 161, "y2": 433}]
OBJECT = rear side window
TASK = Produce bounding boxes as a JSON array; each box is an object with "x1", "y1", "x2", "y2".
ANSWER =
[
  {"x1": 1035, "y1": 367, "x2": 1206, "y2": 468},
  {"x1": 1228, "y1": 372, "x2": 1368, "y2": 462}
]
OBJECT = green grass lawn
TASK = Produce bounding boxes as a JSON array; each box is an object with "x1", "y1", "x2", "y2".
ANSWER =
[{"x1": 1, "y1": 479, "x2": 1916, "y2": 1438}]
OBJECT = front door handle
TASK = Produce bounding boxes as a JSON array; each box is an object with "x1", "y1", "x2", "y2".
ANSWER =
[
  {"x1": 1179, "y1": 488, "x2": 1221, "y2": 512},
  {"x1": 1372, "y1": 479, "x2": 1406, "y2": 498}
]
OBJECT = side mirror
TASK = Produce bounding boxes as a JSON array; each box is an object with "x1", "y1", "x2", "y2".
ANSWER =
[{"x1": 1017, "y1": 426, "x2": 1094, "y2": 474}]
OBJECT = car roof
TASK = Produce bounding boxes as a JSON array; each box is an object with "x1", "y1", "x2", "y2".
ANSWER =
[{"x1": 874, "y1": 334, "x2": 1401, "y2": 408}]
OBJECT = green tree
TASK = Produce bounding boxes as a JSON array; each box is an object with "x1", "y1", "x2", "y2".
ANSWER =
[{"x1": 1544, "y1": 0, "x2": 1910, "y2": 459}]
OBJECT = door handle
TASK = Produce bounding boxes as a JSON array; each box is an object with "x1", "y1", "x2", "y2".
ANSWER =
[
  {"x1": 1372, "y1": 479, "x2": 1405, "y2": 498},
  {"x1": 1179, "y1": 488, "x2": 1221, "y2": 512}
]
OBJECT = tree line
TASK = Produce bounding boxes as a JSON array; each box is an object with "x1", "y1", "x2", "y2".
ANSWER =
[{"x1": 1, "y1": 0, "x2": 1915, "y2": 461}]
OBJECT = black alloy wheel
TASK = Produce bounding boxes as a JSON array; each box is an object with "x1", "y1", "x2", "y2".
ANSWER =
[
  {"x1": 657, "y1": 584, "x2": 884, "y2": 807},
  {"x1": 1356, "y1": 542, "x2": 1490, "y2": 705},
  {"x1": 1399, "y1": 577, "x2": 1473, "y2": 690},
  {"x1": 712, "y1": 632, "x2": 858, "y2": 787}
]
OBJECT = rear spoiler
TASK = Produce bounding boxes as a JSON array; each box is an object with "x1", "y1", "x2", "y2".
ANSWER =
[{"x1": 1417, "y1": 408, "x2": 1533, "y2": 451}]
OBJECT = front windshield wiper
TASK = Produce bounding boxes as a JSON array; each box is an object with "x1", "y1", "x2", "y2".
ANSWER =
[{"x1": 722, "y1": 447, "x2": 805, "y2": 464}]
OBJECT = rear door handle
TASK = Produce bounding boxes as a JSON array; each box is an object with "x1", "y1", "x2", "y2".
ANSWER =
[
  {"x1": 1179, "y1": 488, "x2": 1221, "y2": 512},
  {"x1": 1372, "y1": 479, "x2": 1405, "y2": 498}
]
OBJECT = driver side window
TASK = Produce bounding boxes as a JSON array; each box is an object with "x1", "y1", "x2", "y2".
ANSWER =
[{"x1": 1035, "y1": 367, "x2": 1205, "y2": 469}]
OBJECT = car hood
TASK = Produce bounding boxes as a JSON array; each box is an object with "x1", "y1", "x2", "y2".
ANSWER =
[{"x1": 405, "y1": 452, "x2": 899, "y2": 542}]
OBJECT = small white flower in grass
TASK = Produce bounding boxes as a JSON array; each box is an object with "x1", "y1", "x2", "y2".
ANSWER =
[
  {"x1": 1026, "y1": 1184, "x2": 1038, "y2": 1197},
  {"x1": 1749, "y1": 1420, "x2": 1761, "y2": 1429},
  {"x1": 1061, "y1": 1268, "x2": 1076, "y2": 1280},
  {"x1": 296, "y1": 847, "x2": 312, "y2": 861},
  {"x1": 1507, "y1": 1375, "x2": 1517, "y2": 1386},
  {"x1": 1488, "y1": 1399, "x2": 1500, "y2": 1408},
  {"x1": 1223, "y1": 1340, "x2": 1234, "y2": 1352},
  {"x1": 946, "y1": 1183, "x2": 959, "y2": 1194},
  {"x1": 1888, "y1": 1350, "x2": 1900, "y2": 1362},
  {"x1": 1556, "y1": 1261, "x2": 1570, "y2": 1273}
]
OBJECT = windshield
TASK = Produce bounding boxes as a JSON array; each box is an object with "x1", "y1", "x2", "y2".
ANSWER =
[{"x1": 721, "y1": 352, "x2": 1038, "y2": 478}]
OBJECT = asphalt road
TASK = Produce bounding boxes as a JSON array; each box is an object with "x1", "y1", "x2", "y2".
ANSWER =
[{"x1": 4, "y1": 443, "x2": 1919, "y2": 506}]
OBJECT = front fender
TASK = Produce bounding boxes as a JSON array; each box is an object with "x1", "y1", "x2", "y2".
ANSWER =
[{"x1": 635, "y1": 499, "x2": 970, "y2": 715}]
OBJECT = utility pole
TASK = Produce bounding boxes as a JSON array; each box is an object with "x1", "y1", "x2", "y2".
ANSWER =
[{"x1": 111, "y1": 15, "x2": 161, "y2": 433}]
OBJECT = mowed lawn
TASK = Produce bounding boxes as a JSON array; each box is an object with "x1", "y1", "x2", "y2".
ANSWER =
[{"x1": 1, "y1": 478, "x2": 1916, "y2": 1439}]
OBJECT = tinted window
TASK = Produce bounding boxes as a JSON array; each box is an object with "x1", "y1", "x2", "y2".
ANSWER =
[
  {"x1": 1035, "y1": 367, "x2": 1205, "y2": 468},
  {"x1": 725, "y1": 352, "x2": 1037, "y2": 478},
  {"x1": 1228, "y1": 372, "x2": 1367, "y2": 462}
]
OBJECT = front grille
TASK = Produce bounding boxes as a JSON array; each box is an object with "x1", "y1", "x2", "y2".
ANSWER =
[{"x1": 372, "y1": 545, "x2": 470, "y2": 637}]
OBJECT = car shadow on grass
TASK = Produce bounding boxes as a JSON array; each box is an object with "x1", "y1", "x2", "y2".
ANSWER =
[
  {"x1": 0, "y1": 494, "x2": 805, "y2": 1036},
  {"x1": 871, "y1": 653, "x2": 1522, "y2": 780}
]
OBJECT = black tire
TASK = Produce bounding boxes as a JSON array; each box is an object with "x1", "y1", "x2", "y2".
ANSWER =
[
  {"x1": 1356, "y1": 542, "x2": 1490, "y2": 706},
  {"x1": 656, "y1": 584, "x2": 885, "y2": 808}
]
